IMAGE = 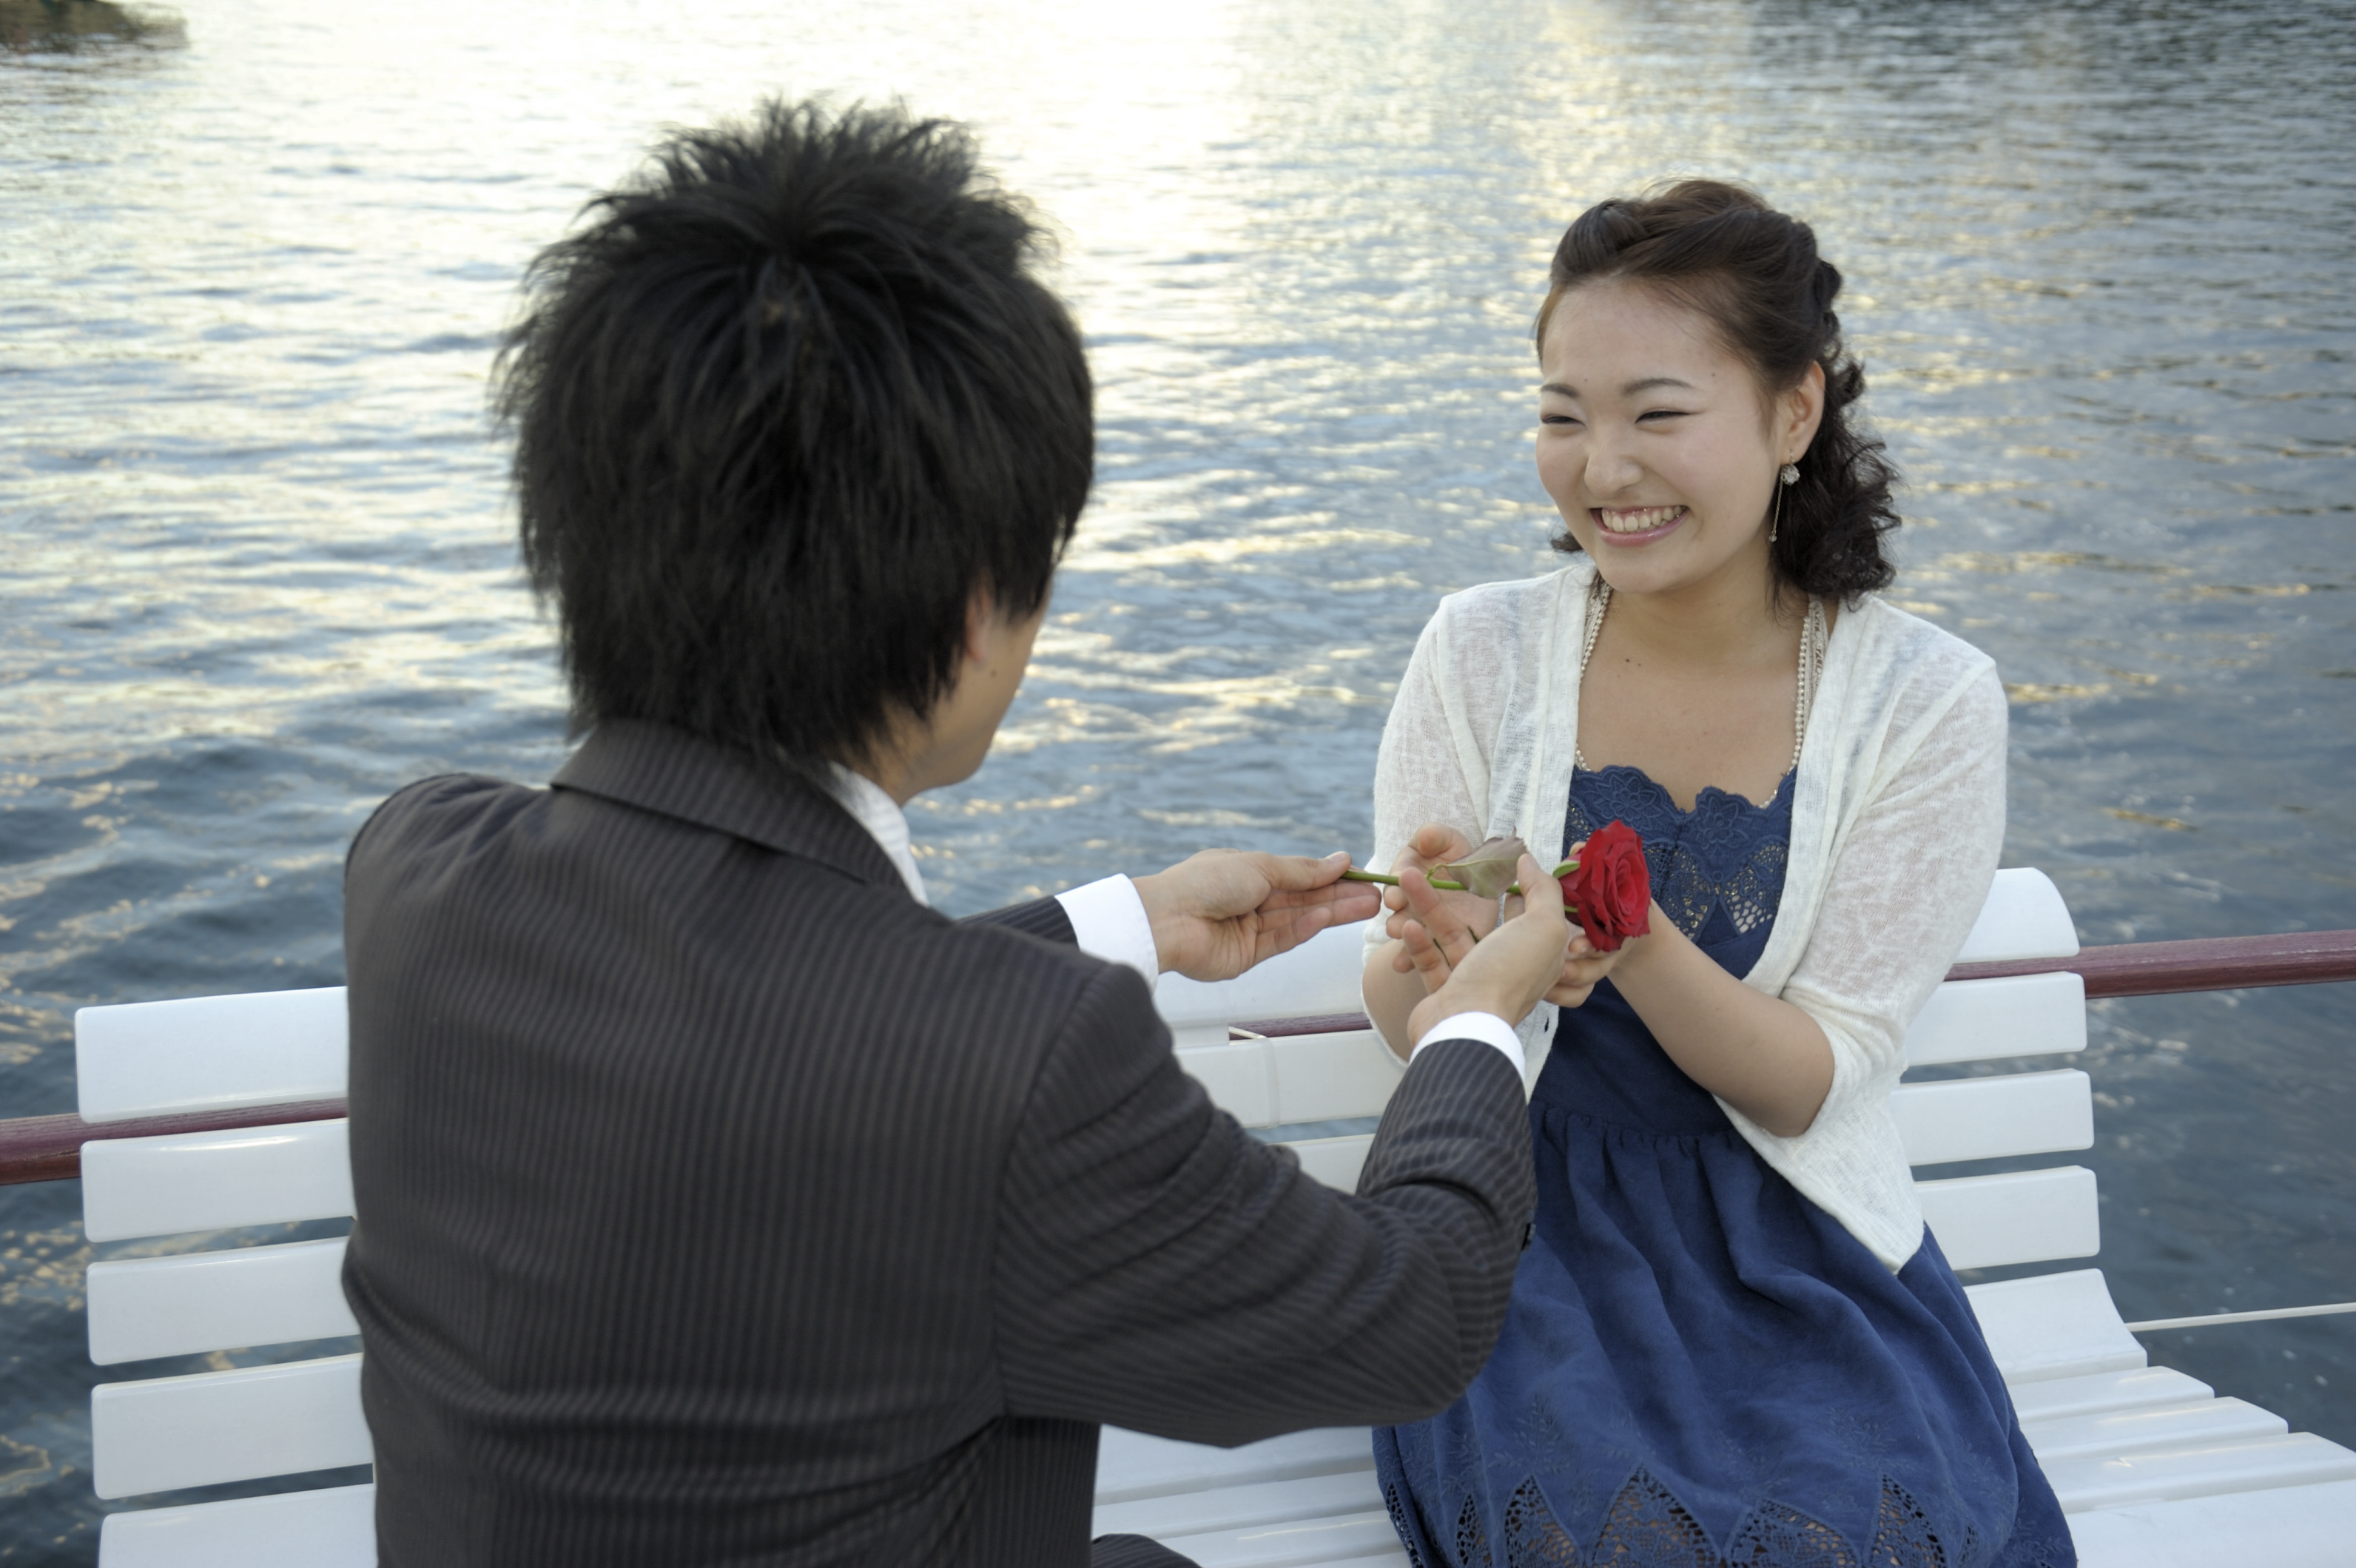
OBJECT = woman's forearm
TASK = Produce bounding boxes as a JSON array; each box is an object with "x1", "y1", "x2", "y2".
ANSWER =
[
  {"x1": 1610, "y1": 906, "x2": 1834, "y2": 1137},
  {"x1": 1362, "y1": 941, "x2": 1426, "y2": 1064}
]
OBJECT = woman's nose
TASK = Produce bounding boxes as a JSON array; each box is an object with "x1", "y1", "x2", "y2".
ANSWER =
[{"x1": 1583, "y1": 440, "x2": 1643, "y2": 497}]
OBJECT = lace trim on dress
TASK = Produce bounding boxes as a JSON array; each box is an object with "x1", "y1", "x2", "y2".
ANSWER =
[
  {"x1": 1567, "y1": 765, "x2": 1794, "y2": 942},
  {"x1": 1400, "y1": 1467, "x2": 2073, "y2": 1568}
]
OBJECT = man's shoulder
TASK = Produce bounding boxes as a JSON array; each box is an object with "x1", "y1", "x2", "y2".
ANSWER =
[
  {"x1": 369, "y1": 770, "x2": 538, "y2": 823},
  {"x1": 348, "y1": 773, "x2": 539, "y2": 874},
  {"x1": 344, "y1": 767, "x2": 1140, "y2": 1053}
]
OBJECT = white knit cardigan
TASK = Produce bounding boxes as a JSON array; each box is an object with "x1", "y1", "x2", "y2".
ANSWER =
[{"x1": 1364, "y1": 558, "x2": 2009, "y2": 1270}]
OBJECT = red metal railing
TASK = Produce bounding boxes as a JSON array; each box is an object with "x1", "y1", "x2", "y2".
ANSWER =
[
  {"x1": 0, "y1": 1099, "x2": 349, "y2": 1188},
  {"x1": 3, "y1": 930, "x2": 2353, "y2": 1187}
]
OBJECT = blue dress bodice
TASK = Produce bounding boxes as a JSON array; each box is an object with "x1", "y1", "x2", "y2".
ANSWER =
[
  {"x1": 1535, "y1": 764, "x2": 1794, "y2": 1138},
  {"x1": 1370, "y1": 764, "x2": 2075, "y2": 1568}
]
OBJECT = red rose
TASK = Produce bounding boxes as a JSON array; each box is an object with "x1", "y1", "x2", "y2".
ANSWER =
[{"x1": 1569, "y1": 819, "x2": 1652, "y2": 952}]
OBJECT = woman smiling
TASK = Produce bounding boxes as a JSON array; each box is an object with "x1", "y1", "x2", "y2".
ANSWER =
[{"x1": 1359, "y1": 181, "x2": 2074, "y2": 1567}]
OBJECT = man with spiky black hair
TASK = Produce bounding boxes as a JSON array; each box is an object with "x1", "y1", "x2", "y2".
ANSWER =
[{"x1": 339, "y1": 99, "x2": 1563, "y2": 1567}]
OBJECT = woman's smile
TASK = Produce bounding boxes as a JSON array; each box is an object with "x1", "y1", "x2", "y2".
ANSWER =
[{"x1": 1590, "y1": 504, "x2": 1687, "y2": 541}]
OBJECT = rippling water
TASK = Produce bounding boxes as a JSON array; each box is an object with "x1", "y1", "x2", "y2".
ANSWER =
[{"x1": 4, "y1": 0, "x2": 2353, "y2": 1554}]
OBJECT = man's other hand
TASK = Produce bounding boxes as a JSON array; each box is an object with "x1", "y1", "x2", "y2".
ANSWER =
[{"x1": 1133, "y1": 850, "x2": 1383, "y2": 982}]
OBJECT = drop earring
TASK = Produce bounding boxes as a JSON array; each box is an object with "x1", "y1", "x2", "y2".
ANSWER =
[{"x1": 1770, "y1": 461, "x2": 1799, "y2": 543}]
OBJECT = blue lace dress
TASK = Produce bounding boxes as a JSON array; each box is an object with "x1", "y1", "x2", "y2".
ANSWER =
[{"x1": 1372, "y1": 765, "x2": 2075, "y2": 1568}]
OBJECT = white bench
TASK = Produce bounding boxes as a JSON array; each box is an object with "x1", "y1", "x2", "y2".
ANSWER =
[{"x1": 70, "y1": 871, "x2": 2356, "y2": 1564}]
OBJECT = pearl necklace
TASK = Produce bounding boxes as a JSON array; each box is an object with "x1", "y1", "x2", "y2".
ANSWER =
[{"x1": 1573, "y1": 580, "x2": 1825, "y2": 778}]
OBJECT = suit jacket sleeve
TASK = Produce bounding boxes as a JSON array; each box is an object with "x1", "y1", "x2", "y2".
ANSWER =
[
  {"x1": 992, "y1": 963, "x2": 1535, "y2": 1446},
  {"x1": 963, "y1": 897, "x2": 1077, "y2": 945}
]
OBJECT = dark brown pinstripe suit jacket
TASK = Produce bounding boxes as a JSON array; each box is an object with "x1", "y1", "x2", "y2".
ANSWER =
[{"x1": 340, "y1": 719, "x2": 1535, "y2": 1567}]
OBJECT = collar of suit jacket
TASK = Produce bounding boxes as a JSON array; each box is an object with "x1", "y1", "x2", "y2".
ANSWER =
[{"x1": 551, "y1": 720, "x2": 908, "y2": 895}]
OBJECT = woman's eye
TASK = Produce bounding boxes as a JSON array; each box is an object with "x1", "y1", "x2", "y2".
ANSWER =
[
  {"x1": 1637, "y1": 408, "x2": 1689, "y2": 423},
  {"x1": 1540, "y1": 413, "x2": 1581, "y2": 427}
]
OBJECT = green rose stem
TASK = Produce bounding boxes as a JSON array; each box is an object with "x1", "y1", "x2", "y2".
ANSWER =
[{"x1": 1341, "y1": 859, "x2": 1579, "y2": 898}]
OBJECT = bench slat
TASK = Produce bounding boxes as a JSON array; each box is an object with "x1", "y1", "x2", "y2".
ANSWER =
[
  {"x1": 81, "y1": 1120, "x2": 353, "y2": 1243},
  {"x1": 1268, "y1": 1030, "x2": 1398, "y2": 1124},
  {"x1": 88, "y1": 1237, "x2": 356, "y2": 1366},
  {"x1": 1920, "y1": 1166, "x2": 2100, "y2": 1271},
  {"x1": 96, "y1": 1481, "x2": 376, "y2": 1568},
  {"x1": 1153, "y1": 1507, "x2": 1404, "y2": 1567},
  {"x1": 2043, "y1": 1430, "x2": 2356, "y2": 1514},
  {"x1": 1904, "y1": 971, "x2": 2087, "y2": 1066},
  {"x1": 1177, "y1": 1041, "x2": 1276, "y2": 1125},
  {"x1": 2022, "y1": 1397, "x2": 2286, "y2": 1464},
  {"x1": 1157, "y1": 926, "x2": 1368, "y2": 1032},
  {"x1": 2009, "y1": 1366, "x2": 2214, "y2": 1425},
  {"x1": 1283, "y1": 1136, "x2": 1373, "y2": 1193},
  {"x1": 2067, "y1": 1478, "x2": 2356, "y2": 1568},
  {"x1": 1889, "y1": 1070, "x2": 2093, "y2": 1167},
  {"x1": 1964, "y1": 1269, "x2": 2147, "y2": 1385},
  {"x1": 91, "y1": 1353, "x2": 370, "y2": 1499},
  {"x1": 1096, "y1": 1427, "x2": 1373, "y2": 1506},
  {"x1": 77, "y1": 988, "x2": 349, "y2": 1125},
  {"x1": 1953, "y1": 868, "x2": 2079, "y2": 964},
  {"x1": 1094, "y1": 1469, "x2": 1383, "y2": 1541}
]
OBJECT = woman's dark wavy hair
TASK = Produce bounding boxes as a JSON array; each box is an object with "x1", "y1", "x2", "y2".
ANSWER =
[
  {"x1": 496, "y1": 100, "x2": 1092, "y2": 776},
  {"x1": 1536, "y1": 180, "x2": 1898, "y2": 600}
]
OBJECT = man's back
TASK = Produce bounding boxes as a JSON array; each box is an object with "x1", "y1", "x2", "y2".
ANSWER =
[{"x1": 343, "y1": 721, "x2": 1536, "y2": 1566}]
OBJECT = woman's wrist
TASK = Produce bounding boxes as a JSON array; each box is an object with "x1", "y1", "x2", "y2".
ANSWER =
[
  {"x1": 1600, "y1": 900, "x2": 1672, "y2": 978},
  {"x1": 1362, "y1": 939, "x2": 1421, "y2": 1061}
]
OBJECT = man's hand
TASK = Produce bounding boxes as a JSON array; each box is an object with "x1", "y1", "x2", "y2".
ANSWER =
[
  {"x1": 1407, "y1": 854, "x2": 1575, "y2": 1047},
  {"x1": 1133, "y1": 849, "x2": 1383, "y2": 981}
]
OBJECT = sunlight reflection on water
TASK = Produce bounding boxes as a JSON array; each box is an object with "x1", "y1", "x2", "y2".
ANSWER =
[{"x1": 3, "y1": 0, "x2": 2353, "y2": 1554}]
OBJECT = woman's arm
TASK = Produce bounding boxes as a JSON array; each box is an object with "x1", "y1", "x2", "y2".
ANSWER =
[
  {"x1": 1362, "y1": 825, "x2": 1481, "y2": 1060},
  {"x1": 1616, "y1": 665, "x2": 2007, "y2": 1136},
  {"x1": 1604, "y1": 913, "x2": 1832, "y2": 1136},
  {"x1": 1768, "y1": 667, "x2": 2009, "y2": 1124},
  {"x1": 1361, "y1": 611, "x2": 1497, "y2": 1058}
]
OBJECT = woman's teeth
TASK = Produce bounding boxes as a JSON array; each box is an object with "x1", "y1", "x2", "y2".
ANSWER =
[{"x1": 1597, "y1": 505, "x2": 1683, "y2": 534}]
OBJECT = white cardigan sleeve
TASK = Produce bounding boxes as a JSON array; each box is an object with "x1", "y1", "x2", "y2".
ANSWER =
[
  {"x1": 1718, "y1": 654, "x2": 2011, "y2": 1268},
  {"x1": 1363, "y1": 589, "x2": 1539, "y2": 1057},
  {"x1": 1781, "y1": 664, "x2": 2009, "y2": 1112},
  {"x1": 1368, "y1": 610, "x2": 1492, "y2": 889}
]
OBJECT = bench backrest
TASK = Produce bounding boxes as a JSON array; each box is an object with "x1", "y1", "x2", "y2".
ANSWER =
[
  {"x1": 1152, "y1": 867, "x2": 2097, "y2": 1273},
  {"x1": 76, "y1": 987, "x2": 366, "y2": 1518}
]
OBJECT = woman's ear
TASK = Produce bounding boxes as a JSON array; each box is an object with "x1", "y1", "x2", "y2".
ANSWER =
[{"x1": 1782, "y1": 360, "x2": 1828, "y2": 461}]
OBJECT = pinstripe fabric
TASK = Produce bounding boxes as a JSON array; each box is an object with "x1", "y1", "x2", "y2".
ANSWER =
[{"x1": 340, "y1": 720, "x2": 1535, "y2": 1567}]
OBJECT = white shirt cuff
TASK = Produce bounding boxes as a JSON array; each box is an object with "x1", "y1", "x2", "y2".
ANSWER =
[
  {"x1": 1054, "y1": 875, "x2": 1160, "y2": 986},
  {"x1": 1410, "y1": 1010, "x2": 1526, "y2": 1077}
]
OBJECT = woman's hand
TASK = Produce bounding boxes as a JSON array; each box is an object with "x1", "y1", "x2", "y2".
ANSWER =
[{"x1": 1381, "y1": 823, "x2": 1504, "y2": 949}]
